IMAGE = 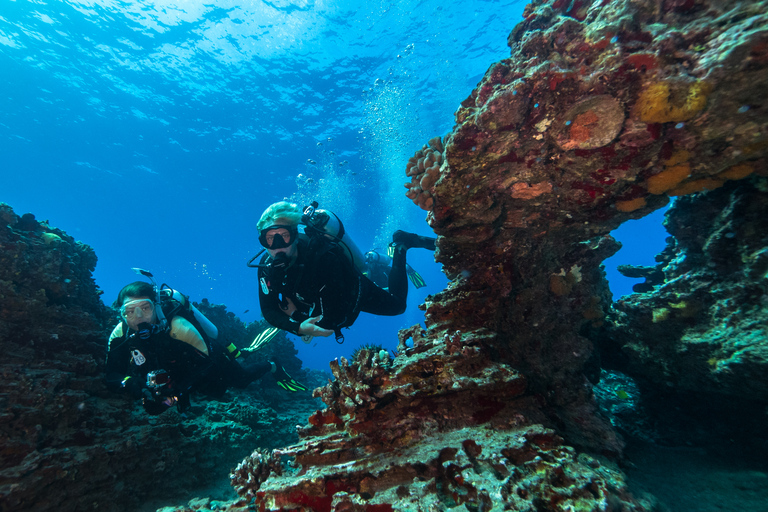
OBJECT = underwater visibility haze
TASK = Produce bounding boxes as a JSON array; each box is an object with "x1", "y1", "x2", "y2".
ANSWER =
[
  {"x1": 1, "y1": 0, "x2": 663, "y2": 369},
  {"x1": 2, "y1": 0, "x2": 527, "y2": 368}
]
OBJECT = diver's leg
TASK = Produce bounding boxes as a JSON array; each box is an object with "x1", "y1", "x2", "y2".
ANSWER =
[
  {"x1": 388, "y1": 230, "x2": 436, "y2": 302},
  {"x1": 359, "y1": 275, "x2": 406, "y2": 316},
  {"x1": 231, "y1": 359, "x2": 272, "y2": 388},
  {"x1": 388, "y1": 244, "x2": 408, "y2": 304}
]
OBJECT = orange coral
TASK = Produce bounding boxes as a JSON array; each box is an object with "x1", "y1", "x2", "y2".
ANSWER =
[
  {"x1": 616, "y1": 196, "x2": 647, "y2": 212},
  {"x1": 549, "y1": 274, "x2": 571, "y2": 296},
  {"x1": 668, "y1": 178, "x2": 724, "y2": 196},
  {"x1": 511, "y1": 181, "x2": 553, "y2": 199},
  {"x1": 663, "y1": 149, "x2": 691, "y2": 167},
  {"x1": 634, "y1": 81, "x2": 712, "y2": 123},
  {"x1": 717, "y1": 163, "x2": 754, "y2": 181},
  {"x1": 569, "y1": 110, "x2": 600, "y2": 143},
  {"x1": 647, "y1": 163, "x2": 691, "y2": 194}
]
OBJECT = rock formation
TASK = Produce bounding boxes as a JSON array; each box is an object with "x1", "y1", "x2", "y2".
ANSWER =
[
  {"x1": 597, "y1": 177, "x2": 768, "y2": 448},
  {"x1": 227, "y1": 0, "x2": 768, "y2": 509},
  {"x1": 0, "y1": 203, "x2": 320, "y2": 512}
]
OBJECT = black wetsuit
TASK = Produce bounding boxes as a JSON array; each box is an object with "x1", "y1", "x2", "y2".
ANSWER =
[
  {"x1": 106, "y1": 307, "x2": 270, "y2": 413},
  {"x1": 258, "y1": 236, "x2": 408, "y2": 337}
]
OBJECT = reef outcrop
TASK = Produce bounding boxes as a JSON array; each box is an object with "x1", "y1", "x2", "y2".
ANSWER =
[
  {"x1": 235, "y1": 0, "x2": 767, "y2": 509},
  {"x1": 597, "y1": 178, "x2": 768, "y2": 447},
  {"x1": 0, "y1": 203, "x2": 319, "y2": 512}
]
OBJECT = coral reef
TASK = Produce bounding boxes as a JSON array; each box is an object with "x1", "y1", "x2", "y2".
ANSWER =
[
  {"x1": 234, "y1": 0, "x2": 768, "y2": 509},
  {"x1": 404, "y1": 136, "x2": 444, "y2": 211},
  {"x1": 0, "y1": 203, "x2": 319, "y2": 511},
  {"x1": 596, "y1": 177, "x2": 768, "y2": 447}
]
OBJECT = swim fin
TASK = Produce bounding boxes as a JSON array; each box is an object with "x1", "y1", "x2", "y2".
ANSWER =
[
  {"x1": 272, "y1": 361, "x2": 308, "y2": 392},
  {"x1": 406, "y1": 264, "x2": 427, "y2": 289},
  {"x1": 244, "y1": 326, "x2": 280, "y2": 353}
]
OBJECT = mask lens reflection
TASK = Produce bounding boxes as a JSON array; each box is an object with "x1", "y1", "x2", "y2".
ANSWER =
[
  {"x1": 260, "y1": 226, "x2": 295, "y2": 249},
  {"x1": 265, "y1": 230, "x2": 291, "y2": 247},
  {"x1": 121, "y1": 300, "x2": 154, "y2": 320}
]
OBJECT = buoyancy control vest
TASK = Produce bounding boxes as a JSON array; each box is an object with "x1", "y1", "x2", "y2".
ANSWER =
[{"x1": 300, "y1": 202, "x2": 366, "y2": 273}]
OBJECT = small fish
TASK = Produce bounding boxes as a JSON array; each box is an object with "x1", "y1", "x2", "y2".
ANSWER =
[
  {"x1": 243, "y1": 309, "x2": 249, "y2": 314},
  {"x1": 616, "y1": 389, "x2": 630, "y2": 400}
]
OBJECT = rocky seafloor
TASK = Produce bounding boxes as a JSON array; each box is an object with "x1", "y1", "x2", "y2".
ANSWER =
[{"x1": 2, "y1": 0, "x2": 768, "y2": 510}]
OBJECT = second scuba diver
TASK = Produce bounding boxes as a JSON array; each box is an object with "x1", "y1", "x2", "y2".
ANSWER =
[
  {"x1": 254, "y1": 201, "x2": 436, "y2": 343},
  {"x1": 106, "y1": 274, "x2": 306, "y2": 416}
]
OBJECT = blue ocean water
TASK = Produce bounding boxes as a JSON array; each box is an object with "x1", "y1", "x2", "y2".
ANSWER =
[{"x1": 1, "y1": 0, "x2": 666, "y2": 372}]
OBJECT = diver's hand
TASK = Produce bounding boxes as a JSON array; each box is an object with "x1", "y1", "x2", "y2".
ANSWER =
[
  {"x1": 141, "y1": 389, "x2": 177, "y2": 416},
  {"x1": 298, "y1": 315, "x2": 333, "y2": 337}
]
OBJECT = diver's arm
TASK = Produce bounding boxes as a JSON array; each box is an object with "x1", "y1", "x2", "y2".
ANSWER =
[
  {"x1": 104, "y1": 323, "x2": 145, "y2": 398},
  {"x1": 258, "y1": 267, "x2": 303, "y2": 334},
  {"x1": 313, "y1": 251, "x2": 356, "y2": 330},
  {"x1": 105, "y1": 323, "x2": 130, "y2": 392}
]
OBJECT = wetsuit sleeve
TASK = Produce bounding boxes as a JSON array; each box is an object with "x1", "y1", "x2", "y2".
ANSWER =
[
  {"x1": 105, "y1": 323, "x2": 142, "y2": 397},
  {"x1": 313, "y1": 250, "x2": 360, "y2": 331},
  {"x1": 258, "y1": 265, "x2": 303, "y2": 335}
]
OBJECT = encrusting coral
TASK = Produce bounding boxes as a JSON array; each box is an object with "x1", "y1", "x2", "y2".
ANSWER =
[{"x1": 404, "y1": 136, "x2": 444, "y2": 211}]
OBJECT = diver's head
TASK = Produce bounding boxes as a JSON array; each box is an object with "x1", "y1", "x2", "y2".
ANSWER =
[
  {"x1": 257, "y1": 201, "x2": 301, "y2": 232},
  {"x1": 116, "y1": 281, "x2": 158, "y2": 330},
  {"x1": 258, "y1": 202, "x2": 301, "y2": 260}
]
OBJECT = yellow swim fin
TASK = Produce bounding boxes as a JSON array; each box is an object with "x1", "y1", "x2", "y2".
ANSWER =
[
  {"x1": 406, "y1": 264, "x2": 426, "y2": 289},
  {"x1": 245, "y1": 326, "x2": 280, "y2": 352}
]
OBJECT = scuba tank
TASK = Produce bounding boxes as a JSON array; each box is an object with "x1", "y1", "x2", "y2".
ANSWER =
[
  {"x1": 301, "y1": 201, "x2": 366, "y2": 273},
  {"x1": 157, "y1": 286, "x2": 219, "y2": 341}
]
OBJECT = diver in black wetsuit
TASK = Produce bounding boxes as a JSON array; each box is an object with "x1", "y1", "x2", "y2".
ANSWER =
[
  {"x1": 106, "y1": 279, "x2": 306, "y2": 415},
  {"x1": 255, "y1": 201, "x2": 435, "y2": 343}
]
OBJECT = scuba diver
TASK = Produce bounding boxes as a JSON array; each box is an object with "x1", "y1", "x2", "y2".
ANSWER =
[
  {"x1": 364, "y1": 247, "x2": 427, "y2": 290},
  {"x1": 105, "y1": 270, "x2": 307, "y2": 416},
  {"x1": 252, "y1": 201, "x2": 436, "y2": 343}
]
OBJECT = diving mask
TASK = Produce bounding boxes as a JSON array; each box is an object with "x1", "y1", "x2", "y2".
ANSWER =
[
  {"x1": 259, "y1": 225, "x2": 298, "y2": 249},
  {"x1": 120, "y1": 299, "x2": 155, "y2": 322}
]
